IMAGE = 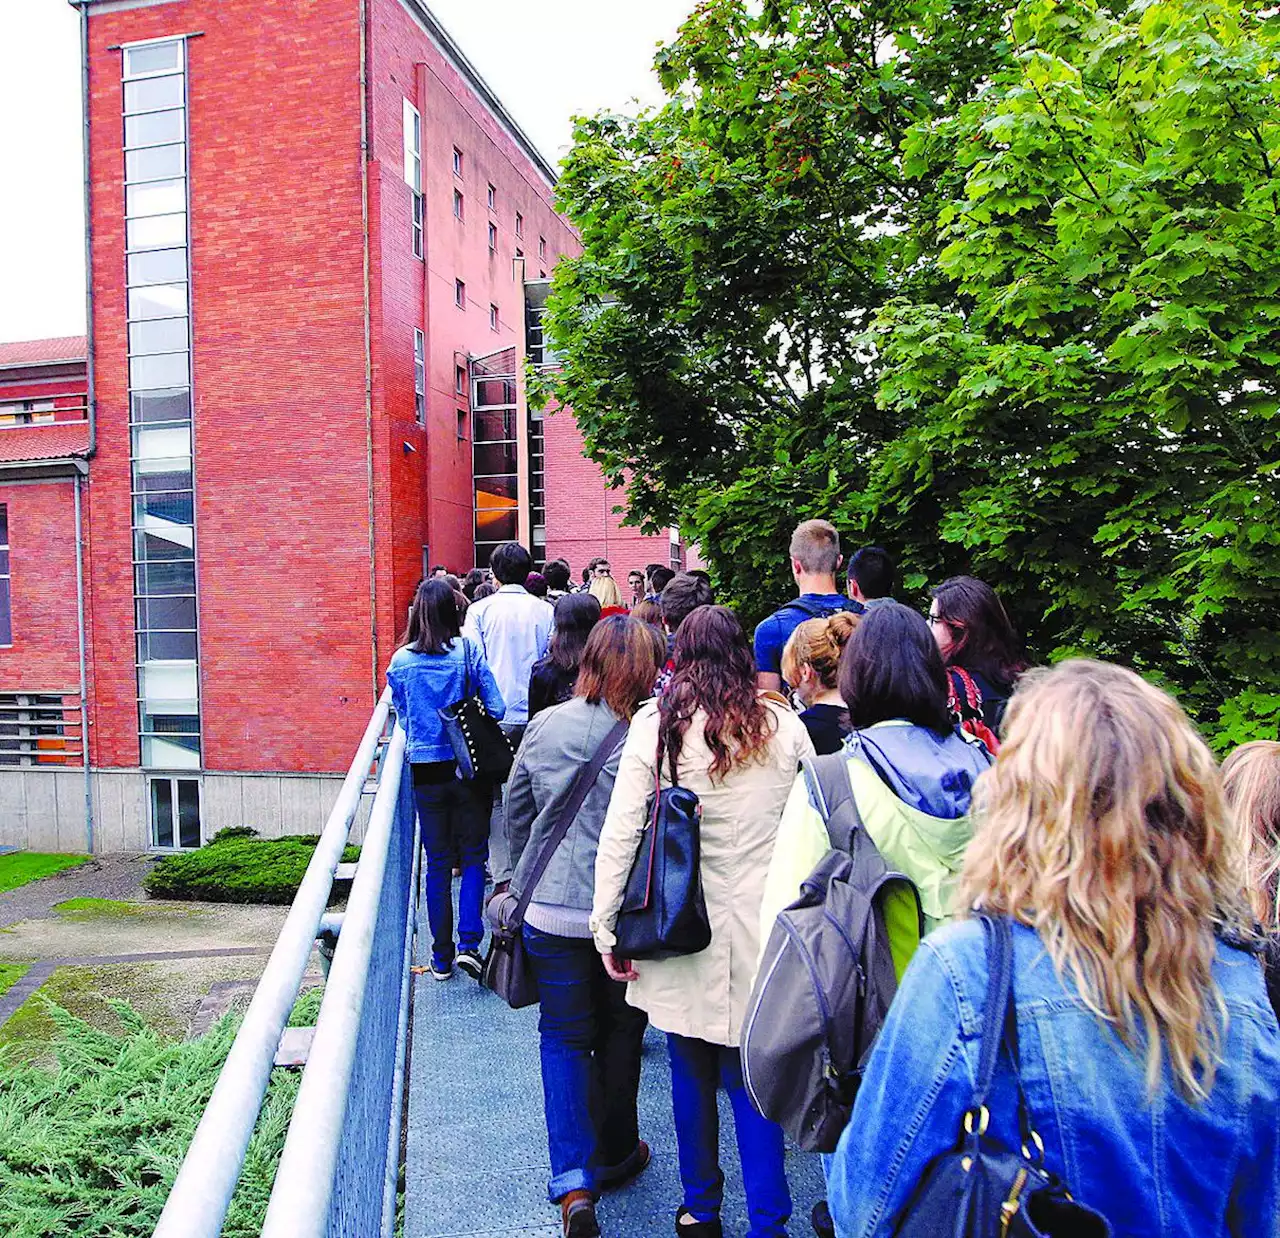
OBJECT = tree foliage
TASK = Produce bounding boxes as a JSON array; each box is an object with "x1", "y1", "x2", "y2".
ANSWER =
[{"x1": 539, "y1": 0, "x2": 1280, "y2": 745}]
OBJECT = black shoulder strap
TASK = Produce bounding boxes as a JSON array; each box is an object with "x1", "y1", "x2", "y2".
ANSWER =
[
  {"x1": 511, "y1": 718, "x2": 629, "y2": 920},
  {"x1": 971, "y1": 915, "x2": 1014, "y2": 1117},
  {"x1": 801, "y1": 752, "x2": 864, "y2": 852}
]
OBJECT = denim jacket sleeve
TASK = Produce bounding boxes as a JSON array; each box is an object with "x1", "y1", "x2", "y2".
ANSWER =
[
  {"x1": 827, "y1": 940, "x2": 975, "y2": 1237},
  {"x1": 386, "y1": 654, "x2": 408, "y2": 726},
  {"x1": 467, "y1": 639, "x2": 506, "y2": 721}
]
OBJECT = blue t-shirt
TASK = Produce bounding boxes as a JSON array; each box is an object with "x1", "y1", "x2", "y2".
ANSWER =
[{"x1": 753, "y1": 593, "x2": 866, "y2": 681}]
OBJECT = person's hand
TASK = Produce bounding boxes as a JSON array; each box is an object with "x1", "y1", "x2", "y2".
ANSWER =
[{"x1": 600, "y1": 951, "x2": 639, "y2": 983}]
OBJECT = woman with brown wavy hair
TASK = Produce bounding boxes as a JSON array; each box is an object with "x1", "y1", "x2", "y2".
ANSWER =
[
  {"x1": 827, "y1": 659, "x2": 1280, "y2": 1236},
  {"x1": 592, "y1": 605, "x2": 814, "y2": 1238}
]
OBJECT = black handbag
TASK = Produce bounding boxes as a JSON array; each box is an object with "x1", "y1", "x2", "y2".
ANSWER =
[
  {"x1": 482, "y1": 719, "x2": 629, "y2": 1008},
  {"x1": 438, "y1": 638, "x2": 515, "y2": 782},
  {"x1": 893, "y1": 916, "x2": 1112, "y2": 1238},
  {"x1": 613, "y1": 747, "x2": 712, "y2": 961}
]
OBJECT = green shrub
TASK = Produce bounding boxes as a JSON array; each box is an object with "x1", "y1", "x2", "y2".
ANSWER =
[
  {"x1": 143, "y1": 836, "x2": 359, "y2": 905},
  {"x1": 0, "y1": 999, "x2": 303, "y2": 1238}
]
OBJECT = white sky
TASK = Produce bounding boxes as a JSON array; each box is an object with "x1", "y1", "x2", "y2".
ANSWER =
[{"x1": 0, "y1": 0, "x2": 690, "y2": 344}]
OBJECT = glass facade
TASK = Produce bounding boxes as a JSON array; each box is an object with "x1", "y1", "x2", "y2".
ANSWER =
[
  {"x1": 470, "y1": 355, "x2": 519, "y2": 569},
  {"x1": 123, "y1": 39, "x2": 202, "y2": 794}
]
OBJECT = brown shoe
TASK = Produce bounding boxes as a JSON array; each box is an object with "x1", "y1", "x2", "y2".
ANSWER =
[
  {"x1": 561, "y1": 1189, "x2": 600, "y2": 1238},
  {"x1": 597, "y1": 1139, "x2": 651, "y2": 1191}
]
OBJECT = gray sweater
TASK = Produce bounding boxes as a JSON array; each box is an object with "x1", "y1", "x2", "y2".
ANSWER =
[{"x1": 505, "y1": 697, "x2": 630, "y2": 935}]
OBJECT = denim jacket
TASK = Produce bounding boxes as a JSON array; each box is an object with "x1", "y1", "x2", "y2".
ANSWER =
[
  {"x1": 386, "y1": 637, "x2": 505, "y2": 764},
  {"x1": 828, "y1": 919, "x2": 1280, "y2": 1238}
]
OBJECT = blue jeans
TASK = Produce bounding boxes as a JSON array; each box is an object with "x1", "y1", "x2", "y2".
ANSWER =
[
  {"x1": 414, "y1": 772, "x2": 489, "y2": 969},
  {"x1": 666, "y1": 1032, "x2": 792, "y2": 1237},
  {"x1": 523, "y1": 925, "x2": 648, "y2": 1202}
]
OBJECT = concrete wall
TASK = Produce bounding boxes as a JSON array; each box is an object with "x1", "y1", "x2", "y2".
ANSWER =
[{"x1": 0, "y1": 767, "x2": 367, "y2": 854}]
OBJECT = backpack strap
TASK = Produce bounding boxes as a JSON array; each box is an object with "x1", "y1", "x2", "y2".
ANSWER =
[
  {"x1": 801, "y1": 752, "x2": 865, "y2": 853},
  {"x1": 780, "y1": 596, "x2": 865, "y2": 623}
]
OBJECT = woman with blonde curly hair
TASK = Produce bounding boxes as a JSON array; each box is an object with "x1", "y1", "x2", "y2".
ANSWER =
[{"x1": 827, "y1": 659, "x2": 1280, "y2": 1237}]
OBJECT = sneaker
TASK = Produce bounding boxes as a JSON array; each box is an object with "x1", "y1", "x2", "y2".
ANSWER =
[
  {"x1": 430, "y1": 961, "x2": 454, "y2": 981},
  {"x1": 597, "y1": 1139, "x2": 651, "y2": 1191},
  {"x1": 675, "y1": 1207, "x2": 722, "y2": 1238},
  {"x1": 456, "y1": 949, "x2": 483, "y2": 980},
  {"x1": 561, "y1": 1189, "x2": 600, "y2": 1238}
]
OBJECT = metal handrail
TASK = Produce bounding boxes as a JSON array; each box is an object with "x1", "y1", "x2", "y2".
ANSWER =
[
  {"x1": 261, "y1": 722, "x2": 407, "y2": 1236},
  {"x1": 153, "y1": 688, "x2": 394, "y2": 1238}
]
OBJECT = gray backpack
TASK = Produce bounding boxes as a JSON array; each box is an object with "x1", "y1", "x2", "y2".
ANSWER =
[{"x1": 741, "y1": 751, "x2": 924, "y2": 1153}]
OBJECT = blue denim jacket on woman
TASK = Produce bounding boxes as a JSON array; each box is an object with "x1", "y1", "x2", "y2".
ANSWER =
[
  {"x1": 386, "y1": 637, "x2": 505, "y2": 763},
  {"x1": 827, "y1": 918, "x2": 1280, "y2": 1238}
]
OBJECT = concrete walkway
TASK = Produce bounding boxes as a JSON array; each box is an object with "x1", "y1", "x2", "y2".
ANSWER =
[{"x1": 405, "y1": 943, "x2": 824, "y2": 1238}]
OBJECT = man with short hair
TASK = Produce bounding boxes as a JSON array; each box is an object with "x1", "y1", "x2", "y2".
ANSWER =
[
  {"x1": 848, "y1": 545, "x2": 897, "y2": 608},
  {"x1": 594, "y1": 559, "x2": 612, "y2": 580},
  {"x1": 543, "y1": 558, "x2": 571, "y2": 603},
  {"x1": 431, "y1": 564, "x2": 449, "y2": 578},
  {"x1": 462, "y1": 541, "x2": 553, "y2": 882},
  {"x1": 654, "y1": 572, "x2": 714, "y2": 693},
  {"x1": 646, "y1": 565, "x2": 675, "y2": 603},
  {"x1": 627, "y1": 569, "x2": 645, "y2": 607},
  {"x1": 753, "y1": 519, "x2": 864, "y2": 692}
]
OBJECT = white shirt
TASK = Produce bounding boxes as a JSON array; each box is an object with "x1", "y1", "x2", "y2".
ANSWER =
[{"x1": 461, "y1": 584, "x2": 553, "y2": 727}]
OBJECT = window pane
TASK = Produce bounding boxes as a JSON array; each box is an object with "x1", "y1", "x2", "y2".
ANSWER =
[
  {"x1": 125, "y1": 43, "x2": 182, "y2": 76},
  {"x1": 472, "y1": 409, "x2": 517, "y2": 442},
  {"x1": 135, "y1": 489, "x2": 194, "y2": 525},
  {"x1": 473, "y1": 442, "x2": 519, "y2": 475},
  {"x1": 125, "y1": 109, "x2": 185, "y2": 149},
  {"x1": 138, "y1": 630, "x2": 198, "y2": 661},
  {"x1": 475, "y1": 378, "x2": 516, "y2": 407},
  {"x1": 135, "y1": 527, "x2": 195, "y2": 563},
  {"x1": 129, "y1": 317, "x2": 188, "y2": 355},
  {"x1": 130, "y1": 352, "x2": 189, "y2": 390},
  {"x1": 136, "y1": 559, "x2": 196, "y2": 595},
  {"x1": 0, "y1": 505, "x2": 8, "y2": 545},
  {"x1": 127, "y1": 213, "x2": 186, "y2": 251},
  {"x1": 128, "y1": 247, "x2": 187, "y2": 286},
  {"x1": 135, "y1": 466, "x2": 194, "y2": 493},
  {"x1": 143, "y1": 713, "x2": 200, "y2": 735},
  {"x1": 126, "y1": 144, "x2": 185, "y2": 183},
  {"x1": 127, "y1": 179, "x2": 186, "y2": 218},
  {"x1": 124, "y1": 74, "x2": 184, "y2": 114},
  {"x1": 129, "y1": 283, "x2": 187, "y2": 320},
  {"x1": 143, "y1": 736, "x2": 201, "y2": 770},
  {"x1": 130, "y1": 387, "x2": 190, "y2": 423},
  {"x1": 138, "y1": 594, "x2": 197, "y2": 630},
  {"x1": 475, "y1": 507, "x2": 518, "y2": 543},
  {"x1": 475, "y1": 475, "x2": 518, "y2": 503},
  {"x1": 177, "y1": 779, "x2": 201, "y2": 849},
  {"x1": 150, "y1": 777, "x2": 174, "y2": 847},
  {"x1": 0, "y1": 550, "x2": 9, "y2": 575},
  {"x1": 133, "y1": 423, "x2": 191, "y2": 462},
  {"x1": 0, "y1": 577, "x2": 9, "y2": 645}
]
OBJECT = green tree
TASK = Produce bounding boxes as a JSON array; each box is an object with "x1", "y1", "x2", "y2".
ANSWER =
[{"x1": 540, "y1": 0, "x2": 1280, "y2": 744}]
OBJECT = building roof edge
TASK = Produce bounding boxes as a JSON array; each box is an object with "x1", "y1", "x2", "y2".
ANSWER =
[{"x1": 400, "y1": 0, "x2": 559, "y2": 187}]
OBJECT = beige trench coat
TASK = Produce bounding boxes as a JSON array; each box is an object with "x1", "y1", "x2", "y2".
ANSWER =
[{"x1": 590, "y1": 696, "x2": 814, "y2": 1047}]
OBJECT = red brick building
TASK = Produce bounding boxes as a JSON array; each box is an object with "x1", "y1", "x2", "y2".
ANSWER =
[{"x1": 0, "y1": 0, "x2": 681, "y2": 852}]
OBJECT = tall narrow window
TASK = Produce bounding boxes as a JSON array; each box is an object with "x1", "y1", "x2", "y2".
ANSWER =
[
  {"x1": 455, "y1": 364, "x2": 467, "y2": 396},
  {"x1": 453, "y1": 146, "x2": 464, "y2": 177},
  {"x1": 453, "y1": 189, "x2": 464, "y2": 221},
  {"x1": 413, "y1": 330, "x2": 426, "y2": 426},
  {"x1": 514, "y1": 211, "x2": 523, "y2": 238},
  {"x1": 489, "y1": 303, "x2": 499, "y2": 332},
  {"x1": 403, "y1": 100, "x2": 423, "y2": 258},
  {"x1": 488, "y1": 222, "x2": 497, "y2": 251},
  {"x1": 538, "y1": 235, "x2": 546, "y2": 260},
  {"x1": 455, "y1": 279, "x2": 466, "y2": 309},
  {"x1": 487, "y1": 183, "x2": 496, "y2": 210},
  {"x1": 457, "y1": 409, "x2": 467, "y2": 440},
  {"x1": 0, "y1": 506, "x2": 10, "y2": 647},
  {"x1": 123, "y1": 36, "x2": 202, "y2": 783}
]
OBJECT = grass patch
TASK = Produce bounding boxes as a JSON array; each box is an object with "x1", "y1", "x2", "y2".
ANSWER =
[
  {"x1": 0, "y1": 853, "x2": 90, "y2": 895},
  {"x1": 0, "y1": 999, "x2": 303, "y2": 1237},
  {"x1": 53, "y1": 897, "x2": 148, "y2": 920},
  {"x1": 0, "y1": 963, "x2": 27, "y2": 998},
  {"x1": 144, "y1": 829, "x2": 358, "y2": 905}
]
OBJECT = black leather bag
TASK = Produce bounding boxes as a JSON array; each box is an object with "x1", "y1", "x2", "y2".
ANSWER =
[
  {"x1": 438, "y1": 638, "x2": 514, "y2": 782},
  {"x1": 613, "y1": 750, "x2": 712, "y2": 961},
  {"x1": 482, "y1": 719, "x2": 629, "y2": 1008},
  {"x1": 893, "y1": 917, "x2": 1112, "y2": 1238}
]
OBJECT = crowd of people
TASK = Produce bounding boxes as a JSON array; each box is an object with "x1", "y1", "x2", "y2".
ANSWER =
[{"x1": 387, "y1": 524, "x2": 1280, "y2": 1238}]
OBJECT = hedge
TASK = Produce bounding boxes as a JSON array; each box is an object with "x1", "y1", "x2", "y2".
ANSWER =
[{"x1": 143, "y1": 829, "x2": 359, "y2": 905}]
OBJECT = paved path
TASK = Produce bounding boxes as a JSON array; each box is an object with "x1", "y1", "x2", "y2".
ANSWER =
[
  {"x1": 0, "y1": 853, "x2": 154, "y2": 928},
  {"x1": 405, "y1": 935, "x2": 824, "y2": 1238}
]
